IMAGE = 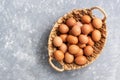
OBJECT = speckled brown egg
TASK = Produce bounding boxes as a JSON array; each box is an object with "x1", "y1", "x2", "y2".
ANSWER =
[
  {"x1": 78, "y1": 43, "x2": 86, "y2": 48},
  {"x1": 59, "y1": 24, "x2": 69, "y2": 33},
  {"x1": 75, "y1": 48, "x2": 83, "y2": 57},
  {"x1": 64, "y1": 52, "x2": 74, "y2": 63},
  {"x1": 54, "y1": 50, "x2": 64, "y2": 61},
  {"x1": 68, "y1": 45, "x2": 80, "y2": 54},
  {"x1": 60, "y1": 34, "x2": 67, "y2": 42},
  {"x1": 67, "y1": 35, "x2": 78, "y2": 44},
  {"x1": 81, "y1": 24, "x2": 91, "y2": 35},
  {"x1": 59, "y1": 43, "x2": 67, "y2": 53},
  {"x1": 92, "y1": 30, "x2": 101, "y2": 42},
  {"x1": 75, "y1": 56, "x2": 87, "y2": 65},
  {"x1": 66, "y1": 18, "x2": 76, "y2": 27},
  {"x1": 53, "y1": 36, "x2": 63, "y2": 47},
  {"x1": 92, "y1": 18, "x2": 102, "y2": 29},
  {"x1": 79, "y1": 34, "x2": 88, "y2": 44},
  {"x1": 87, "y1": 37, "x2": 94, "y2": 46},
  {"x1": 84, "y1": 46, "x2": 93, "y2": 56},
  {"x1": 81, "y1": 15, "x2": 91, "y2": 23},
  {"x1": 71, "y1": 25, "x2": 81, "y2": 36}
]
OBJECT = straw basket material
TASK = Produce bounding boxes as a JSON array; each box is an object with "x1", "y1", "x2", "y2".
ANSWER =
[{"x1": 48, "y1": 6, "x2": 107, "y2": 72}]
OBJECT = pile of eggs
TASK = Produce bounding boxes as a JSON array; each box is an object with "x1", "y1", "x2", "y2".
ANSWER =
[{"x1": 53, "y1": 15, "x2": 102, "y2": 65}]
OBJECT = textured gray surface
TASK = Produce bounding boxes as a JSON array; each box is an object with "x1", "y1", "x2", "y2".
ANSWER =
[{"x1": 0, "y1": 0, "x2": 120, "y2": 80}]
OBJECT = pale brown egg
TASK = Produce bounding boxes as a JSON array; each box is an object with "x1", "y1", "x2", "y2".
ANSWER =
[
  {"x1": 59, "y1": 24, "x2": 69, "y2": 33},
  {"x1": 60, "y1": 34, "x2": 67, "y2": 42},
  {"x1": 92, "y1": 30, "x2": 101, "y2": 42},
  {"x1": 78, "y1": 43, "x2": 86, "y2": 48},
  {"x1": 87, "y1": 37, "x2": 94, "y2": 46},
  {"x1": 68, "y1": 45, "x2": 80, "y2": 54},
  {"x1": 64, "y1": 52, "x2": 74, "y2": 63},
  {"x1": 75, "y1": 56, "x2": 87, "y2": 65},
  {"x1": 67, "y1": 35, "x2": 78, "y2": 44},
  {"x1": 84, "y1": 46, "x2": 93, "y2": 56},
  {"x1": 66, "y1": 18, "x2": 76, "y2": 27},
  {"x1": 53, "y1": 36, "x2": 63, "y2": 47},
  {"x1": 59, "y1": 43, "x2": 67, "y2": 53},
  {"x1": 79, "y1": 34, "x2": 88, "y2": 44},
  {"x1": 75, "y1": 22, "x2": 83, "y2": 27},
  {"x1": 92, "y1": 18, "x2": 102, "y2": 29},
  {"x1": 81, "y1": 24, "x2": 91, "y2": 35},
  {"x1": 75, "y1": 48, "x2": 83, "y2": 57},
  {"x1": 54, "y1": 50, "x2": 64, "y2": 61},
  {"x1": 81, "y1": 15, "x2": 91, "y2": 23},
  {"x1": 71, "y1": 25, "x2": 81, "y2": 36}
]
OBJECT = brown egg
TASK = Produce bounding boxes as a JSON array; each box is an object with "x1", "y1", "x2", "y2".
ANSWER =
[
  {"x1": 84, "y1": 46, "x2": 93, "y2": 56},
  {"x1": 75, "y1": 48, "x2": 83, "y2": 57},
  {"x1": 87, "y1": 37, "x2": 94, "y2": 46},
  {"x1": 92, "y1": 18, "x2": 102, "y2": 29},
  {"x1": 60, "y1": 34, "x2": 67, "y2": 42},
  {"x1": 59, "y1": 24, "x2": 69, "y2": 33},
  {"x1": 78, "y1": 43, "x2": 86, "y2": 48},
  {"x1": 92, "y1": 30, "x2": 101, "y2": 42},
  {"x1": 64, "y1": 52, "x2": 74, "y2": 63},
  {"x1": 89, "y1": 23, "x2": 94, "y2": 32},
  {"x1": 54, "y1": 50, "x2": 64, "y2": 61},
  {"x1": 66, "y1": 18, "x2": 76, "y2": 27},
  {"x1": 79, "y1": 34, "x2": 88, "y2": 44},
  {"x1": 81, "y1": 15, "x2": 91, "y2": 23},
  {"x1": 67, "y1": 35, "x2": 78, "y2": 44},
  {"x1": 71, "y1": 25, "x2": 81, "y2": 36},
  {"x1": 68, "y1": 45, "x2": 80, "y2": 54},
  {"x1": 75, "y1": 22, "x2": 83, "y2": 27},
  {"x1": 81, "y1": 24, "x2": 91, "y2": 35},
  {"x1": 59, "y1": 43, "x2": 67, "y2": 53},
  {"x1": 75, "y1": 56, "x2": 87, "y2": 65},
  {"x1": 53, "y1": 36, "x2": 63, "y2": 47}
]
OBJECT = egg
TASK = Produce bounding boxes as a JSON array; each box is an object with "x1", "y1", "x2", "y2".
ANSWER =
[
  {"x1": 75, "y1": 48, "x2": 83, "y2": 57},
  {"x1": 64, "y1": 52, "x2": 74, "y2": 63},
  {"x1": 60, "y1": 34, "x2": 67, "y2": 42},
  {"x1": 68, "y1": 45, "x2": 80, "y2": 54},
  {"x1": 87, "y1": 36, "x2": 94, "y2": 46},
  {"x1": 92, "y1": 30, "x2": 101, "y2": 42},
  {"x1": 67, "y1": 35, "x2": 78, "y2": 44},
  {"x1": 71, "y1": 25, "x2": 81, "y2": 36},
  {"x1": 92, "y1": 18, "x2": 102, "y2": 29},
  {"x1": 66, "y1": 17, "x2": 76, "y2": 27},
  {"x1": 75, "y1": 22, "x2": 83, "y2": 27},
  {"x1": 81, "y1": 15, "x2": 91, "y2": 23},
  {"x1": 84, "y1": 46, "x2": 93, "y2": 56},
  {"x1": 75, "y1": 56, "x2": 87, "y2": 65},
  {"x1": 79, "y1": 34, "x2": 88, "y2": 44},
  {"x1": 59, "y1": 24, "x2": 69, "y2": 33},
  {"x1": 59, "y1": 43, "x2": 67, "y2": 53},
  {"x1": 53, "y1": 36, "x2": 63, "y2": 47},
  {"x1": 81, "y1": 24, "x2": 91, "y2": 35},
  {"x1": 89, "y1": 23, "x2": 94, "y2": 32},
  {"x1": 78, "y1": 43, "x2": 86, "y2": 48},
  {"x1": 54, "y1": 50, "x2": 64, "y2": 61}
]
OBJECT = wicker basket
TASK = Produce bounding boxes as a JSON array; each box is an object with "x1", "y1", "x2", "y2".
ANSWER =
[{"x1": 48, "y1": 6, "x2": 107, "y2": 72}]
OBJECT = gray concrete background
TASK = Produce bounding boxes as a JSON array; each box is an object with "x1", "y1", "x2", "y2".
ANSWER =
[{"x1": 0, "y1": 0, "x2": 120, "y2": 80}]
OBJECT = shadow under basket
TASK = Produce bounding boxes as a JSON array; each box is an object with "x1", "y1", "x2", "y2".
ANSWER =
[{"x1": 48, "y1": 6, "x2": 107, "y2": 72}]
